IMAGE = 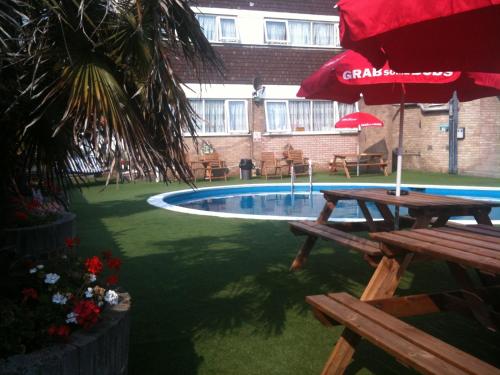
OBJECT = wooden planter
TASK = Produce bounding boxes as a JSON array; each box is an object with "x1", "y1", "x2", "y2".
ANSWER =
[
  {"x1": 2, "y1": 212, "x2": 76, "y2": 256},
  {"x1": 0, "y1": 293, "x2": 131, "y2": 375}
]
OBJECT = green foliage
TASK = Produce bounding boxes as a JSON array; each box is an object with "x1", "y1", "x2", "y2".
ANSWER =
[{"x1": 0, "y1": 0, "x2": 222, "y2": 222}]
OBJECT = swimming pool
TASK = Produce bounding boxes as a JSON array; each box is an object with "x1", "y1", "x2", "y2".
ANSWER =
[{"x1": 147, "y1": 183, "x2": 500, "y2": 224}]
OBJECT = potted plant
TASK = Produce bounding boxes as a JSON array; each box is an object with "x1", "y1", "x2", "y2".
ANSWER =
[{"x1": 0, "y1": 240, "x2": 131, "y2": 374}]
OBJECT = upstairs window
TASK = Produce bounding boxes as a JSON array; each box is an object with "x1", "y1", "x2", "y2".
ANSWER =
[
  {"x1": 196, "y1": 14, "x2": 238, "y2": 43},
  {"x1": 265, "y1": 19, "x2": 339, "y2": 47},
  {"x1": 265, "y1": 20, "x2": 287, "y2": 44},
  {"x1": 189, "y1": 99, "x2": 248, "y2": 135}
]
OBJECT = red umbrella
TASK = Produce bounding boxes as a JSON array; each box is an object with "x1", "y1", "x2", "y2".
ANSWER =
[
  {"x1": 297, "y1": 50, "x2": 500, "y2": 197},
  {"x1": 335, "y1": 112, "x2": 384, "y2": 176},
  {"x1": 337, "y1": 0, "x2": 500, "y2": 72},
  {"x1": 335, "y1": 112, "x2": 383, "y2": 131}
]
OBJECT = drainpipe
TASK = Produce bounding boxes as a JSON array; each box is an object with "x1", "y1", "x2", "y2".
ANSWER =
[{"x1": 448, "y1": 91, "x2": 459, "y2": 174}]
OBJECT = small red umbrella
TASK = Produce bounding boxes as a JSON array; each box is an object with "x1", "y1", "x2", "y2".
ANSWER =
[
  {"x1": 337, "y1": 0, "x2": 500, "y2": 72},
  {"x1": 335, "y1": 112, "x2": 383, "y2": 131},
  {"x1": 297, "y1": 50, "x2": 500, "y2": 197},
  {"x1": 335, "y1": 112, "x2": 384, "y2": 176}
]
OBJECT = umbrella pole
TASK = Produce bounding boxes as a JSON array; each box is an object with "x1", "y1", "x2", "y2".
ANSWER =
[{"x1": 395, "y1": 90, "x2": 405, "y2": 229}]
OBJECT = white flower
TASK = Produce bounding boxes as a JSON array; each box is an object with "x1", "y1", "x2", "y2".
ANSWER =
[
  {"x1": 37, "y1": 264, "x2": 44, "y2": 270},
  {"x1": 88, "y1": 273, "x2": 97, "y2": 283},
  {"x1": 52, "y1": 292, "x2": 68, "y2": 305},
  {"x1": 29, "y1": 267, "x2": 38, "y2": 274},
  {"x1": 84, "y1": 287, "x2": 93, "y2": 298},
  {"x1": 66, "y1": 312, "x2": 78, "y2": 324},
  {"x1": 44, "y1": 273, "x2": 60, "y2": 284},
  {"x1": 104, "y1": 290, "x2": 119, "y2": 305}
]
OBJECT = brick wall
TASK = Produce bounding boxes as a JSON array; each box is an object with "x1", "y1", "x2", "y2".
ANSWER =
[
  {"x1": 174, "y1": 45, "x2": 337, "y2": 85},
  {"x1": 358, "y1": 97, "x2": 500, "y2": 178}
]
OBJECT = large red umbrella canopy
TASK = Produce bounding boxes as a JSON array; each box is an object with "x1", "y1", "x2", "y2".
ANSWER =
[
  {"x1": 337, "y1": 0, "x2": 500, "y2": 72},
  {"x1": 297, "y1": 50, "x2": 500, "y2": 104},
  {"x1": 297, "y1": 50, "x2": 500, "y2": 198},
  {"x1": 335, "y1": 112, "x2": 383, "y2": 131}
]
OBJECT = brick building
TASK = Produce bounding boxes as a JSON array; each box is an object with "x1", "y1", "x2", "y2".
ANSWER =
[{"x1": 176, "y1": 0, "x2": 500, "y2": 178}]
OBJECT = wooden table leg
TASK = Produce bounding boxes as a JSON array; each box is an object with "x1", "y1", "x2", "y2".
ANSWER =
[
  {"x1": 290, "y1": 200, "x2": 337, "y2": 271},
  {"x1": 320, "y1": 254, "x2": 414, "y2": 375},
  {"x1": 412, "y1": 215, "x2": 433, "y2": 229},
  {"x1": 375, "y1": 203, "x2": 394, "y2": 230},
  {"x1": 474, "y1": 209, "x2": 493, "y2": 225},
  {"x1": 432, "y1": 215, "x2": 450, "y2": 227},
  {"x1": 357, "y1": 200, "x2": 377, "y2": 232}
]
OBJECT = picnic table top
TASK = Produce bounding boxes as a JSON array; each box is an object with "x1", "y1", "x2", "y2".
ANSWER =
[
  {"x1": 320, "y1": 188, "x2": 500, "y2": 210},
  {"x1": 371, "y1": 225, "x2": 500, "y2": 275}
]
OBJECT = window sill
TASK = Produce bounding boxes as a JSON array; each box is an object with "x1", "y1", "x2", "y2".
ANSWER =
[
  {"x1": 183, "y1": 132, "x2": 251, "y2": 137},
  {"x1": 263, "y1": 130, "x2": 357, "y2": 136}
]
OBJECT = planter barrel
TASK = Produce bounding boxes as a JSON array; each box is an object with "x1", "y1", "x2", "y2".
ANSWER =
[
  {"x1": 2, "y1": 212, "x2": 76, "y2": 256},
  {"x1": 0, "y1": 293, "x2": 131, "y2": 375}
]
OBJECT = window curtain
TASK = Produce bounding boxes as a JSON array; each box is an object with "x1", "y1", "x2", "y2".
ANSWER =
[
  {"x1": 289, "y1": 101, "x2": 311, "y2": 130},
  {"x1": 336, "y1": 102, "x2": 358, "y2": 123},
  {"x1": 266, "y1": 21, "x2": 286, "y2": 42},
  {"x1": 197, "y1": 15, "x2": 216, "y2": 41},
  {"x1": 313, "y1": 23, "x2": 334, "y2": 46},
  {"x1": 312, "y1": 101, "x2": 334, "y2": 131},
  {"x1": 266, "y1": 102, "x2": 288, "y2": 131},
  {"x1": 189, "y1": 99, "x2": 204, "y2": 131},
  {"x1": 220, "y1": 18, "x2": 237, "y2": 40},
  {"x1": 289, "y1": 21, "x2": 310, "y2": 45},
  {"x1": 228, "y1": 101, "x2": 246, "y2": 131},
  {"x1": 205, "y1": 100, "x2": 225, "y2": 133}
]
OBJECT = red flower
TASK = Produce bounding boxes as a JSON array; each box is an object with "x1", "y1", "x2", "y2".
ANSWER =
[
  {"x1": 27, "y1": 199, "x2": 41, "y2": 210},
  {"x1": 15, "y1": 211, "x2": 28, "y2": 221},
  {"x1": 106, "y1": 274, "x2": 119, "y2": 285},
  {"x1": 21, "y1": 287, "x2": 38, "y2": 302},
  {"x1": 101, "y1": 250, "x2": 113, "y2": 260},
  {"x1": 65, "y1": 236, "x2": 80, "y2": 249},
  {"x1": 107, "y1": 257, "x2": 122, "y2": 271},
  {"x1": 85, "y1": 256, "x2": 103, "y2": 275},
  {"x1": 48, "y1": 324, "x2": 71, "y2": 337},
  {"x1": 73, "y1": 300, "x2": 101, "y2": 329}
]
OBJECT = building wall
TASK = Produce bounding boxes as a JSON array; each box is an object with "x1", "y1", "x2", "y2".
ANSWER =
[{"x1": 178, "y1": 2, "x2": 500, "y2": 179}]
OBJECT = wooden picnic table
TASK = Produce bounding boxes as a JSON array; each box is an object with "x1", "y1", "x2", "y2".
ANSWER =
[
  {"x1": 290, "y1": 188, "x2": 499, "y2": 270},
  {"x1": 308, "y1": 225, "x2": 500, "y2": 374},
  {"x1": 330, "y1": 153, "x2": 388, "y2": 178},
  {"x1": 321, "y1": 188, "x2": 497, "y2": 229}
]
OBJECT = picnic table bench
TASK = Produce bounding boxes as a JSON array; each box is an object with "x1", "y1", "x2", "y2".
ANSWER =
[
  {"x1": 308, "y1": 226, "x2": 500, "y2": 374},
  {"x1": 329, "y1": 153, "x2": 388, "y2": 178}
]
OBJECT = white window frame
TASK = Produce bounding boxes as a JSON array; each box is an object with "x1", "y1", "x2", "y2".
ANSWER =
[
  {"x1": 264, "y1": 19, "x2": 288, "y2": 44},
  {"x1": 218, "y1": 16, "x2": 239, "y2": 42},
  {"x1": 265, "y1": 100, "x2": 290, "y2": 132},
  {"x1": 265, "y1": 100, "x2": 358, "y2": 134},
  {"x1": 264, "y1": 19, "x2": 339, "y2": 47},
  {"x1": 226, "y1": 100, "x2": 249, "y2": 133},
  {"x1": 188, "y1": 99, "x2": 248, "y2": 135},
  {"x1": 197, "y1": 14, "x2": 239, "y2": 43}
]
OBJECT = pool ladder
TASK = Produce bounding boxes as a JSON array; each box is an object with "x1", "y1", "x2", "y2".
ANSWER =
[{"x1": 291, "y1": 160, "x2": 313, "y2": 195}]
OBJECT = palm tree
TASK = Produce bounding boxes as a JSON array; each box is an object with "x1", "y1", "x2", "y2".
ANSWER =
[{"x1": 0, "y1": 0, "x2": 222, "y2": 222}]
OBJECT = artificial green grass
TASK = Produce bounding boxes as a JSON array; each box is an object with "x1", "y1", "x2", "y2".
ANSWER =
[{"x1": 70, "y1": 171, "x2": 500, "y2": 375}]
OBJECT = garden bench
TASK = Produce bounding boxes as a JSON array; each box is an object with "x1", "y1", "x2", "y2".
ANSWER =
[
  {"x1": 289, "y1": 221, "x2": 382, "y2": 270},
  {"x1": 329, "y1": 153, "x2": 388, "y2": 178},
  {"x1": 307, "y1": 292, "x2": 500, "y2": 375}
]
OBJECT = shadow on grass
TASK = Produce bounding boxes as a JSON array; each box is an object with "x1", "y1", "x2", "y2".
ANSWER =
[{"x1": 70, "y1": 186, "x2": 500, "y2": 375}]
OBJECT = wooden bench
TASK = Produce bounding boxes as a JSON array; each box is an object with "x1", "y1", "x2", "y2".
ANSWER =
[
  {"x1": 330, "y1": 154, "x2": 388, "y2": 178},
  {"x1": 307, "y1": 292, "x2": 500, "y2": 375},
  {"x1": 289, "y1": 221, "x2": 382, "y2": 269}
]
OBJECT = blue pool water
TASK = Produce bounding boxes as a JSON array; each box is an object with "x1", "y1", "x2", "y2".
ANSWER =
[{"x1": 148, "y1": 183, "x2": 500, "y2": 223}]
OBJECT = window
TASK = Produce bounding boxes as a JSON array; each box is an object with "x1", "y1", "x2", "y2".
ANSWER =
[
  {"x1": 196, "y1": 14, "x2": 238, "y2": 43},
  {"x1": 189, "y1": 99, "x2": 248, "y2": 134},
  {"x1": 265, "y1": 100, "x2": 358, "y2": 133},
  {"x1": 265, "y1": 19, "x2": 339, "y2": 47}
]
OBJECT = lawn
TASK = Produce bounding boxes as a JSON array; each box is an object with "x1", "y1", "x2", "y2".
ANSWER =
[{"x1": 70, "y1": 171, "x2": 500, "y2": 375}]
